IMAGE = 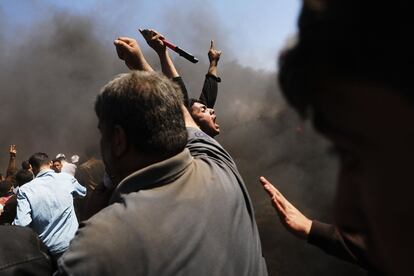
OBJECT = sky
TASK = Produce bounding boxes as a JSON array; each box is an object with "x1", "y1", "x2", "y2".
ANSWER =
[{"x1": 0, "y1": 0, "x2": 300, "y2": 71}]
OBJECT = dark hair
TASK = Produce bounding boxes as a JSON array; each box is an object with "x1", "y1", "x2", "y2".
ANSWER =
[
  {"x1": 52, "y1": 159, "x2": 61, "y2": 164},
  {"x1": 28, "y1": 152, "x2": 50, "y2": 171},
  {"x1": 21, "y1": 160, "x2": 31, "y2": 170},
  {"x1": 189, "y1": 98, "x2": 207, "y2": 109},
  {"x1": 0, "y1": 180, "x2": 12, "y2": 197},
  {"x1": 279, "y1": 0, "x2": 414, "y2": 117},
  {"x1": 95, "y1": 71, "x2": 187, "y2": 157},
  {"x1": 15, "y1": 169, "x2": 34, "y2": 187}
]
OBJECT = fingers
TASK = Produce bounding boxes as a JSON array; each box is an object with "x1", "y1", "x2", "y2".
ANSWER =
[
  {"x1": 139, "y1": 28, "x2": 149, "y2": 38},
  {"x1": 272, "y1": 197, "x2": 287, "y2": 219},
  {"x1": 260, "y1": 176, "x2": 279, "y2": 197},
  {"x1": 152, "y1": 34, "x2": 165, "y2": 43},
  {"x1": 210, "y1": 40, "x2": 214, "y2": 50},
  {"x1": 117, "y1": 36, "x2": 135, "y2": 44},
  {"x1": 114, "y1": 39, "x2": 131, "y2": 49},
  {"x1": 260, "y1": 176, "x2": 288, "y2": 209},
  {"x1": 139, "y1": 29, "x2": 158, "y2": 39},
  {"x1": 114, "y1": 40, "x2": 130, "y2": 60}
]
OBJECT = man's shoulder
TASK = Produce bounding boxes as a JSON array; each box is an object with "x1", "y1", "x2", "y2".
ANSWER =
[
  {"x1": 18, "y1": 179, "x2": 37, "y2": 193},
  {"x1": 186, "y1": 127, "x2": 224, "y2": 153},
  {"x1": 0, "y1": 225, "x2": 52, "y2": 274},
  {"x1": 56, "y1": 171, "x2": 75, "y2": 179},
  {"x1": 58, "y1": 200, "x2": 145, "y2": 274},
  {"x1": 187, "y1": 127, "x2": 216, "y2": 141},
  {"x1": 186, "y1": 127, "x2": 236, "y2": 169}
]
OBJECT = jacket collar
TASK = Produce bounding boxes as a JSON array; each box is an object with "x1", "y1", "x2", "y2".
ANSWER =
[{"x1": 110, "y1": 149, "x2": 193, "y2": 203}]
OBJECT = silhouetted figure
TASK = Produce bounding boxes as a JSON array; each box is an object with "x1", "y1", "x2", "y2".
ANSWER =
[
  {"x1": 263, "y1": 0, "x2": 414, "y2": 274},
  {"x1": 0, "y1": 225, "x2": 52, "y2": 275}
]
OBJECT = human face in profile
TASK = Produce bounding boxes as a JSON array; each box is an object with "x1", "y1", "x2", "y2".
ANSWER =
[
  {"x1": 190, "y1": 102, "x2": 220, "y2": 137},
  {"x1": 312, "y1": 78, "x2": 414, "y2": 274}
]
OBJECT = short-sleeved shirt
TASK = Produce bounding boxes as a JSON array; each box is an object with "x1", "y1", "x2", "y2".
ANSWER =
[
  {"x1": 14, "y1": 169, "x2": 86, "y2": 255},
  {"x1": 58, "y1": 128, "x2": 267, "y2": 275}
]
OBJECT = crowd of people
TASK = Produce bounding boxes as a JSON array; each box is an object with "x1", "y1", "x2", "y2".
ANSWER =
[{"x1": 0, "y1": 1, "x2": 413, "y2": 275}]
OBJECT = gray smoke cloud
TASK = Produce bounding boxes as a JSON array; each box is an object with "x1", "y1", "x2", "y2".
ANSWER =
[{"x1": 0, "y1": 3, "x2": 364, "y2": 275}]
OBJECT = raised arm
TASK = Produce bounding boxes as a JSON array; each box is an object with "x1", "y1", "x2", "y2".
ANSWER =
[
  {"x1": 199, "y1": 40, "x2": 222, "y2": 108},
  {"x1": 114, "y1": 37, "x2": 154, "y2": 72},
  {"x1": 139, "y1": 29, "x2": 190, "y2": 107},
  {"x1": 6, "y1": 145, "x2": 17, "y2": 179}
]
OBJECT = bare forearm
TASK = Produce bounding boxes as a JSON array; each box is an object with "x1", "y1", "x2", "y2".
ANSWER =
[
  {"x1": 182, "y1": 105, "x2": 199, "y2": 129},
  {"x1": 207, "y1": 62, "x2": 218, "y2": 77},
  {"x1": 6, "y1": 156, "x2": 17, "y2": 178},
  {"x1": 158, "y1": 51, "x2": 179, "y2": 79},
  {"x1": 131, "y1": 52, "x2": 154, "y2": 72}
]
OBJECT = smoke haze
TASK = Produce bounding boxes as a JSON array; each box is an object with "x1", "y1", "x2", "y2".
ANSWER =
[{"x1": 0, "y1": 2, "x2": 364, "y2": 275}]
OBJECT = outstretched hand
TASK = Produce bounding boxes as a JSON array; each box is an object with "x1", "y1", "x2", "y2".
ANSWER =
[
  {"x1": 114, "y1": 37, "x2": 148, "y2": 70},
  {"x1": 139, "y1": 29, "x2": 166, "y2": 55},
  {"x1": 260, "y1": 176, "x2": 312, "y2": 240},
  {"x1": 208, "y1": 40, "x2": 222, "y2": 65}
]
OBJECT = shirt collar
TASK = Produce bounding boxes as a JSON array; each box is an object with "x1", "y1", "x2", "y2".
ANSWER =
[
  {"x1": 110, "y1": 149, "x2": 193, "y2": 203},
  {"x1": 36, "y1": 169, "x2": 54, "y2": 178}
]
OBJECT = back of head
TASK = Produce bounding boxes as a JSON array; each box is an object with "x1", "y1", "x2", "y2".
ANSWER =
[
  {"x1": 279, "y1": 0, "x2": 414, "y2": 116},
  {"x1": 21, "y1": 160, "x2": 31, "y2": 170},
  {"x1": 28, "y1": 152, "x2": 50, "y2": 172},
  {"x1": 15, "y1": 169, "x2": 34, "y2": 187},
  {"x1": 0, "y1": 180, "x2": 12, "y2": 197},
  {"x1": 95, "y1": 71, "x2": 187, "y2": 158}
]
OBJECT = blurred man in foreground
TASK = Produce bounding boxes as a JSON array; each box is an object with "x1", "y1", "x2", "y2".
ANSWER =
[{"x1": 262, "y1": 0, "x2": 414, "y2": 274}]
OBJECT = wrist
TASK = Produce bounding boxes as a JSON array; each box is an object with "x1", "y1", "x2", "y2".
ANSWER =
[
  {"x1": 157, "y1": 48, "x2": 168, "y2": 58},
  {"x1": 304, "y1": 218, "x2": 312, "y2": 237},
  {"x1": 129, "y1": 51, "x2": 146, "y2": 70},
  {"x1": 208, "y1": 67, "x2": 218, "y2": 78},
  {"x1": 209, "y1": 60, "x2": 218, "y2": 67}
]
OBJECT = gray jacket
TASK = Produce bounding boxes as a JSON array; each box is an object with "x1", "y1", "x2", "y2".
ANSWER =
[{"x1": 58, "y1": 128, "x2": 267, "y2": 276}]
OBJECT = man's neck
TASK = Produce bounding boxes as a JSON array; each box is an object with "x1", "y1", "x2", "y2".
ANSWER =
[
  {"x1": 114, "y1": 153, "x2": 172, "y2": 186},
  {"x1": 35, "y1": 165, "x2": 51, "y2": 176}
]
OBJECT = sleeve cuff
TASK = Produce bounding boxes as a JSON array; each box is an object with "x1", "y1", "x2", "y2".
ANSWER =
[
  {"x1": 307, "y1": 220, "x2": 336, "y2": 245},
  {"x1": 172, "y1": 76, "x2": 182, "y2": 82},
  {"x1": 205, "y1": 74, "x2": 221, "y2": 82}
]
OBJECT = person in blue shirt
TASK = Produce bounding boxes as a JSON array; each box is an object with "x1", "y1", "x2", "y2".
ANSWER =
[{"x1": 13, "y1": 152, "x2": 86, "y2": 261}]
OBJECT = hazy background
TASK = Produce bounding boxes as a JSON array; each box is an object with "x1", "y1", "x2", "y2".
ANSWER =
[{"x1": 0, "y1": 1, "x2": 364, "y2": 275}]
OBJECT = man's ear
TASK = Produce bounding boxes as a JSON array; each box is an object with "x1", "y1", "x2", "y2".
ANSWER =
[{"x1": 112, "y1": 125, "x2": 128, "y2": 157}]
